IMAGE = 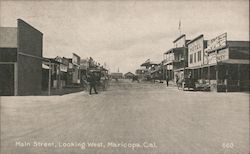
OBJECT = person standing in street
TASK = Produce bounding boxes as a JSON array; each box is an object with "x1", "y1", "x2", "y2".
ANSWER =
[
  {"x1": 175, "y1": 74, "x2": 179, "y2": 86},
  {"x1": 166, "y1": 75, "x2": 169, "y2": 87},
  {"x1": 88, "y1": 72, "x2": 98, "y2": 95}
]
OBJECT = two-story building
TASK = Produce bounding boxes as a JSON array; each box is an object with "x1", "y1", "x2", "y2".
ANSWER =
[
  {"x1": 186, "y1": 34, "x2": 207, "y2": 82},
  {"x1": 140, "y1": 59, "x2": 159, "y2": 81},
  {"x1": 163, "y1": 34, "x2": 189, "y2": 82},
  {"x1": 67, "y1": 53, "x2": 81, "y2": 85}
]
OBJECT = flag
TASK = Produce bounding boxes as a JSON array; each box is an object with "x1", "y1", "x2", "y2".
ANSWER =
[{"x1": 178, "y1": 20, "x2": 181, "y2": 30}]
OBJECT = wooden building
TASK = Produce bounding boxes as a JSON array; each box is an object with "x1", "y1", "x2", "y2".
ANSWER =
[{"x1": 0, "y1": 19, "x2": 43, "y2": 96}]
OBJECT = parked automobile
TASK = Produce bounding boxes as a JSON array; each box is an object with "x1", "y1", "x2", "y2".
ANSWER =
[{"x1": 181, "y1": 78, "x2": 196, "y2": 91}]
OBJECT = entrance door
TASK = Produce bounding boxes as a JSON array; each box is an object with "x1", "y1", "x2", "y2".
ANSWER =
[{"x1": 0, "y1": 64, "x2": 14, "y2": 96}]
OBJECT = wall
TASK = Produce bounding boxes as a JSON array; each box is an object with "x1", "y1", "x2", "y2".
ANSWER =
[
  {"x1": 229, "y1": 46, "x2": 249, "y2": 60},
  {"x1": 173, "y1": 35, "x2": 186, "y2": 48},
  {"x1": 17, "y1": 19, "x2": 43, "y2": 95},
  {"x1": 188, "y1": 36, "x2": 204, "y2": 68},
  {"x1": 0, "y1": 27, "x2": 17, "y2": 95},
  {"x1": 0, "y1": 27, "x2": 17, "y2": 48},
  {"x1": 0, "y1": 48, "x2": 17, "y2": 62}
]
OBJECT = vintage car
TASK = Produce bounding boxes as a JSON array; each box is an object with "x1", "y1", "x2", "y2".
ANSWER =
[{"x1": 181, "y1": 78, "x2": 196, "y2": 91}]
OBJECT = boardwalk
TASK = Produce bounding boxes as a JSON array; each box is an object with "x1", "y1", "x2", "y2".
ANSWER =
[{"x1": 1, "y1": 80, "x2": 249, "y2": 154}]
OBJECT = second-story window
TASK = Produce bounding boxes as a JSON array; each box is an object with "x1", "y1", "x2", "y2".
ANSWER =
[
  {"x1": 198, "y1": 51, "x2": 201, "y2": 61},
  {"x1": 190, "y1": 54, "x2": 193, "y2": 64},
  {"x1": 194, "y1": 53, "x2": 196, "y2": 63}
]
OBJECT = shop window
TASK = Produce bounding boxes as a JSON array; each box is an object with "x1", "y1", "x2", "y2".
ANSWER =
[{"x1": 190, "y1": 54, "x2": 193, "y2": 64}]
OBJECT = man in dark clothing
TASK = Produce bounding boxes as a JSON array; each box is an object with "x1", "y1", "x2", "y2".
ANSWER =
[
  {"x1": 166, "y1": 75, "x2": 169, "y2": 87},
  {"x1": 88, "y1": 72, "x2": 98, "y2": 95}
]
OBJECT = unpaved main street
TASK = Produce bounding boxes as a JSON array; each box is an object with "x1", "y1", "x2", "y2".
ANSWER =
[{"x1": 1, "y1": 80, "x2": 249, "y2": 154}]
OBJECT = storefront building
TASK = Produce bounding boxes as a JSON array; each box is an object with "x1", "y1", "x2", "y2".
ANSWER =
[
  {"x1": 186, "y1": 34, "x2": 207, "y2": 83},
  {"x1": 185, "y1": 33, "x2": 249, "y2": 92},
  {"x1": 150, "y1": 64, "x2": 163, "y2": 81},
  {"x1": 54, "y1": 56, "x2": 69, "y2": 88},
  {"x1": 163, "y1": 34, "x2": 189, "y2": 82},
  {"x1": 0, "y1": 19, "x2": 43, "y2": 96},
  {"x1": 135, "y1": 68, "x2": 148, "y2": 80},
  {"x1": 203, "y1": 33, "x2": 249, "y2": 92},
  {"x1": 67, "y1": 53, "x2": 81, "y2": 85},
  {"x1": 140, "y1": 59, "x2": 159, "y2": 81}
]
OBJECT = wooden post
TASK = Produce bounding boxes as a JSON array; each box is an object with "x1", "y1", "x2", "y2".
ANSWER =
[
  {"x1": 201, "y1": 67, "x2": 203, "y2": 81},
  {"x1": 225, "y1": 65, "x2": 228, "y2": 93},
  {"x1": 14, "y1": 62, "x2": 18, "y2": 96},
  {"x1": 237, "y1": 64, "x2": 240, "y2": 88},
  {"x1": 216, "y1": 65, "x2": 219, "y2": 91},
  {"x1": 48, "y1": 62, "x2": 51, "y2": 96},
  {"x1": 208, "y1": 66, "x2": 210, "y2": 84}
]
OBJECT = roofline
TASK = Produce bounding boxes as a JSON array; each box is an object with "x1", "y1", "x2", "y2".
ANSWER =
[
  {"x1": 186, "y1": 34, "x2": 204, "y2": 45},
  {"x1": 173, "y1": 34, "x2": 186, "y2": 43},
  {"x1": 17, "y1": 18, "x2": 43, "y2": 35},
  {"x1": 0, "y1": 26, "x2": 17, "y2": 29},
  {"x1": 164, "y1": 47, "x2": 187, "y2": 54}
]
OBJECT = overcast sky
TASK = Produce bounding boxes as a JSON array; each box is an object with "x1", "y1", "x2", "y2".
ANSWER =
[{"x1": 0, "y1": 0, "x2": 249, "y2": 73}]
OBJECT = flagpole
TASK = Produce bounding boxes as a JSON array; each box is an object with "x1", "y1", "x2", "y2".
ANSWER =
[{"x1": 178, "y1": 19, "x2": 182, "y2": 36}]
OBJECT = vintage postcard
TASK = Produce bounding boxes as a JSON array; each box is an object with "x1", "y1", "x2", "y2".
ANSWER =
[{"x1": 0, "y1": 0, "x2": 249, "y2": 154}]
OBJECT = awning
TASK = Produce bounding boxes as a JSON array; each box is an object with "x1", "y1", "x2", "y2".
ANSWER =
[
  {"x1": 219, "y1": 59, "x2": 250, "y2": 64},
  {"x1": 174, "y1": 68, "x2": 185, "y2": 72},
  {"x1": 186, "y1": 63, "x2": 216, "y2": 70}
]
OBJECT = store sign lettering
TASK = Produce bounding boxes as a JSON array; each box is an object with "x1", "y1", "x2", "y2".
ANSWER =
[
  {"x1": 208, "y1": 54, "x2": 217, "y2": 64},
  {"x1": 216, "y1": 49, "x2": 228, "y2": 62},
  {"x1": 188, "y1": 38, "x2": 203, "y2": 53},
  {"x1": 205, "y1": 33, "x2": 227, "y2": 52}
]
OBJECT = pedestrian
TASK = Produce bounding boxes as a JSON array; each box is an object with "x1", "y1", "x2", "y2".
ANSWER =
[
  {"x1": 175, "y1": 74, "x2": 179, "y2": 85},
  {"x1": 175, "y1": 74, "x2": 181, "y2": 89},
  {"x1": 166, "y1": 75, "x2": 169, "y2": 87},
  {"x1": 88, "y1": 72, "x2": 98, "y2": 95}
]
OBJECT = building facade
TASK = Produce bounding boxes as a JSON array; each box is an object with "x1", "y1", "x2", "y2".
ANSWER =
[
  {"x1": 185, "y1": 33, "x2": 249, "y2": 92},
  {"x1": 0, "y1": 19, "x2": 43, "y2": 96},
  {"x1": 163, "y1": 34, "x2": 189, "y2": 82},
  {"x1": 140, "y1": 59, "x2": 159, "y2": 81},
  {"x1": 124, "y1": 72, "x2": 135, "y2": 79},
  {"x1": 186, "y1": 34, "x2": 207, "y2": 82},
  {"x1": 203, "y1": 33, "x2": 249, "y2": 91}
]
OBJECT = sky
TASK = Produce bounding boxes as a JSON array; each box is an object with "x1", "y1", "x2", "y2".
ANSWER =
[{"x1": 0, "y1": 0, "x2": 249, "y2": 73}]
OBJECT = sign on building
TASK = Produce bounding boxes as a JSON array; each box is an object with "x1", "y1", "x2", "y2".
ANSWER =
[
  {"x1": 205, "y1": 33, "x2": 227, "y2": 52},
  {"x1": 206, "y1": 48, "x2": 229, "y2": 65},
  {"x1": 216, "y1": 48, "x2": 229, "y2": 62}
]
